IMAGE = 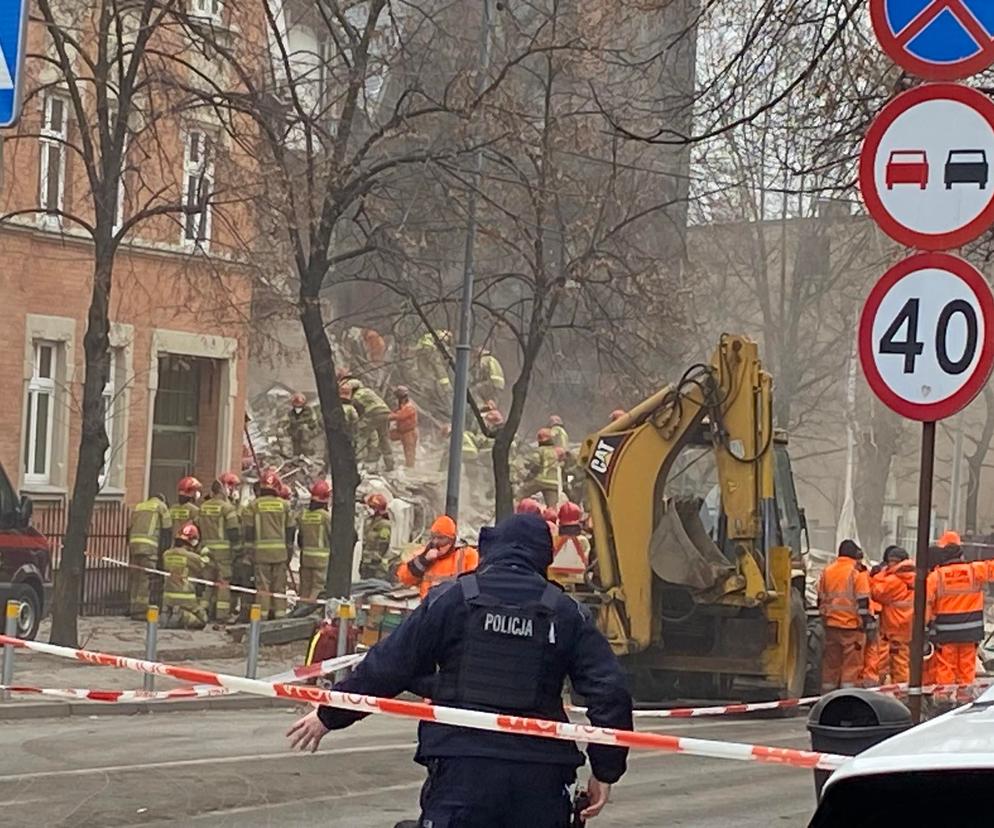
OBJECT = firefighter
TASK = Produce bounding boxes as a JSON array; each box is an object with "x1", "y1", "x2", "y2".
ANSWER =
[
  {"x1": 348, "y1": 380, "x2": 395, "y2": 471},
  {"x1": 337, "y1": 380, "x2": 360, "y2": 444},
  {"x1": 162, "y1": 523, "x2": 210, "y2": 630},
  {"x1": 298, "y1": 480, "x2": 332, "y2": 602},
  {"x1": 517, "y1": 428, "x2": 560, "y2": 507},
  {"x1": 198, "y1": 478, "x2": 241, "y2": 621},
  {"x1": 550, "y1": 501, "x2": 591, "y2": 586},
  {"x1": 396, "y1": 515, "x2": 479, "y2": 599},
  {"x1": 170, "y1": 476, "x2": 202, "y2": 527},
  {"x1": 284, "y1": 392, "x2": 320, "y2": 459},
  {"x1": 871, "y1": 545, "x2": 914, "y2": 684},
  {"x1": 360, "y1": 494, "x2": 395, "y2": 581},
  {"x1": 548, "y1": 415, "x2": 569, "y2": 450},
  {"x1": 516, "y1": 497, "x2": 544, "y2": 516},
  {"x1": 388, "y1": 386, "x2": 419, "y2": 468},
  {"x1": 127, "y1": 493, "x2": 173, "y2": 620},
  {"x1": 414, "y1": 330, "x2": 452, "y2": 418},
  {"x1": 471, "y1": 346, "x2": 505, "y2": 405},
  {"x1": 817, "y1": 539, "x2": 871, "y2": 692},
  {"x1": 242, "y1": 468, "x2": 296, "y2": 620},
  {"x1": 288, "y1": 514, "x2": 633, "y2": 825},
  {"x1": 926, "y1": 531, "x2": 994, "y2": 689}
]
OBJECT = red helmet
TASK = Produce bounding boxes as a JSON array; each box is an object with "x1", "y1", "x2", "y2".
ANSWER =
[
  {"x1": 541, "y1": 507, "x2": 558, "y2": 524},
  {"x1": 366, "y1": 493, "x2": 388, "y2": 514},
  {"x1": 177, "y1": 476, "x2": 202, "y2": 498},
  {"x1": 219, "y1": 472, "x2": 240, "y2": 490},
  {"x1": 290, "y1": 392, "x2": 307, "y2": 408},
  {"x1": 259, "y1": 467, "x2": 281, "y2": 493},
  {"x1": 536, "y1": 428, "x2": 553, "y2": 445},
  {"x1": 609, "y1": 409, "x2": 626, "y2": 422},
  {"x1": 516, "y1": 498, "x2": 543, "y2": 515},
  {"x1": 558, "y1": 501, "x2": 583, "y2": 526},
  {"x1": 310, "y1": 479, "x2": 332, "y2": 504},
  {"x1": 177, "y1": 522, "x2": 200, "y2": 546},
  {"x1": 549, "y1": 415, "x2": 563, "y2": 426}
]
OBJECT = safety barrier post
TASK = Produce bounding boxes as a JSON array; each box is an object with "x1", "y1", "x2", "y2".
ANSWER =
[
  {"x1": 142, "y1": 606, "x2": 159, "y2": 692},
  {"x1": 245, "y1": 603, "x2": 261, "y2": 679},
  {"x1": 335, "y1": 600, "x2": 356, "y2": 683},
  {"x1": 2, "y1": 600, "x2": 19, "y2": 700}
]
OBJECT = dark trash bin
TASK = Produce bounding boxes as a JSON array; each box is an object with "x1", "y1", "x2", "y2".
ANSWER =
[{"x1": 807, "y1": 689, "x2": 913, "y2": 799}]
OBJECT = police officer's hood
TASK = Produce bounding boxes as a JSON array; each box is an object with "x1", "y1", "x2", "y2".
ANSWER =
[{"x1": 479, "y1": 514, "x2": 554, "y2": 573}]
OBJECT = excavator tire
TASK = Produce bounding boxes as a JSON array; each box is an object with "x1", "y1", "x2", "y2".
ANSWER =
[{"x1": 805, "y1": 613, "x2": 825, "y2": 697}]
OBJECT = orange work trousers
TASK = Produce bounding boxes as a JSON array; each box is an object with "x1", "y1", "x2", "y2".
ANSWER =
[
  {"x1": 822, "y1": 627, "x2": 866, "y2": 692},
  {"x1": 861, "y1": 635, "x2": 888, "y2": 687},
  {"x1": 882, "y1": 636, "x2": 910, "y2": 685},
  {"x1": 933, "y1": 642, "x2": 978, "y2": 687},
  {"x1": 394, "y1": 429, "x2": 418, "y2": 468}
]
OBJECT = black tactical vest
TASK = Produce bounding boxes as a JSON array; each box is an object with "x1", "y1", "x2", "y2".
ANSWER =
[{"x1": 435, "y1": 574, "x2": 562, "y2": 714}]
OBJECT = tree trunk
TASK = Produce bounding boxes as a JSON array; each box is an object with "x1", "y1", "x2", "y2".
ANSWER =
[
  {"x1": 50, "y1": 252, "x2": 113, "y2": 647},
  {"x1": 853, "y1": 404, "x2": 902, "y2": 558},
  {"x1": 299, "y1": 289, "x2": 359, "y2": 598},
  {"x1": 493, "y1": 430, "x2": 514, "y2": 521}
]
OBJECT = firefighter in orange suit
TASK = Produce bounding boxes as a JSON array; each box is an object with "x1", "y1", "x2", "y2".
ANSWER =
[
  {"x1": 926, "y1": 531, "x2": 994, "y2": 688},
  {"x1": 861, "y1": 561, "x2": 887, "y2": 687},
  {"x1": 396, "y1": 515, "x2": 479, "y2": 599},
  {"x1": 817, "y1": 539, "x2": 872, "y2": 691},
  {"x1": 870, "y1": 545, "x2": 915, "y2": 684}
]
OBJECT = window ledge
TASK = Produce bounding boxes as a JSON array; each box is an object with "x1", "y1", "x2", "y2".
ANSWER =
[
  {"x1": 95, "y1": 487, "x2": 125, "y2": 501},
  {"x1": 20, "y1": 484, "x2": 67, "y2": 500}
]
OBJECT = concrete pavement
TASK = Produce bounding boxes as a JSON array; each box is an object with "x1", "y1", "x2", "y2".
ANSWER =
[{"x1": 0, "y1": 707, "x2": 819, "y2": 826}]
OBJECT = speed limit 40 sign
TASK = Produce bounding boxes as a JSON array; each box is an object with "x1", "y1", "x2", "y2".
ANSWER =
[{"x1": 859, "y1": 252, "x2": 994, "y2": 421}]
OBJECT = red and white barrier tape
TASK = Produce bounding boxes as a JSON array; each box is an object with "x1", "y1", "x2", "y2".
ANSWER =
[
  {"x1": 0, "y1": 652, "x2": 368, "y2": 705},
  {"x1": 1, "y1": 685, "x2": 233, "y2": 703},
  {"x1": 0, "y1": 635, "x2": 845, "y2": 771}
]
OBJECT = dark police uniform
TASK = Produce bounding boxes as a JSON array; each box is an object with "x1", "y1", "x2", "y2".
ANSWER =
[{"x1": 317, "y1": 514, "x2": 633, "y2": 828}]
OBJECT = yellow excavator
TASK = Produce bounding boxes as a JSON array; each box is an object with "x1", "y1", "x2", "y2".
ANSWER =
[{"x1": 574, "y1": 334, "x2": 815, "y2": 702}]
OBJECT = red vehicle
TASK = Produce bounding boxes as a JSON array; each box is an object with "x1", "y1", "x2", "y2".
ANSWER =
[
  {"x1": 0, "y1": 463, "x2": 51, "y2": 640},
  {"x1": 886, "y1": 150, "x2": 929, "y2": 190}
]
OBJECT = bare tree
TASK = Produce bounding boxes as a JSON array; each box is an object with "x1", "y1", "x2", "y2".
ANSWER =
[{"x1": 2, "y1": 0, "x2": 228, "y2": 645}]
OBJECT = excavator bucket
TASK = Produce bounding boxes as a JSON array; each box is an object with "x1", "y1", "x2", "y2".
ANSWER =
[{"x1": 650, "y1": 496, "x2": 734, "y2": 591}]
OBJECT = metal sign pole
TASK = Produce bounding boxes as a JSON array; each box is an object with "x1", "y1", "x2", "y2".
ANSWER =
[{"x1": 908, "y1": 420, "x2": 936, "y2": 724}]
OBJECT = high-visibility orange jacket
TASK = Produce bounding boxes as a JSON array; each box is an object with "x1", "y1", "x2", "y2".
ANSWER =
[
  {"x1": 818, "y1": 557, "x2": 871, "y2": 630},
  {"x1": 389, "y1": 401, "x2": 419, "y2": 434},
  {"x1": 927, "y1": 559, "x2": 994, "y2": 643},
  {"x1": 397, "y1": 543, "x2": 479, "y2": 599},
  {"x1": 871, "y1": 561, "x2": 915, "y2": 642}
]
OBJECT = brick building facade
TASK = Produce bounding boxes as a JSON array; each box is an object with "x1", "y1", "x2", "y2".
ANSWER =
[{"x1": 0, "y1": 7, "x2": 255, "y2": 511}]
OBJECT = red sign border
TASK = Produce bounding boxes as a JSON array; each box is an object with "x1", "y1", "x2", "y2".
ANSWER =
[
  {"x1": 870, "y1": 0, "x2": 994, "y2": 81},
  {"x1": 858, "y1": 252, "x2": 994, "y2": 421},
  {"x1": 859, "y1": 83, "x2": 994, "y2": 250}
]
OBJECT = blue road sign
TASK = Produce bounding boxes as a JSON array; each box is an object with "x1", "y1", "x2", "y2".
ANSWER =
[
  {"x1": 0, "y1": 0, "x2": 28, "y2": 128},
  {"x1": 871, "y1": 0, "x2": 994, "y2": 80}
]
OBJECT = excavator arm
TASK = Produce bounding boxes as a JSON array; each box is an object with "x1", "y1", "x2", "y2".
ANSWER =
[{"x1": 581, "y1": 335, "x2": 790, "y2": 669}]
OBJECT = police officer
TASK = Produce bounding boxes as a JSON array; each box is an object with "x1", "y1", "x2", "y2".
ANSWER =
[{"x1": 287, "y1": 513, "x2": 632, "y2": 826}]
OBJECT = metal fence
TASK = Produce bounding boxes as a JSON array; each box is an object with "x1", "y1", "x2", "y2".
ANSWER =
[{"x1": 35, "y1": 500, "x2": 132, "y2": 616}]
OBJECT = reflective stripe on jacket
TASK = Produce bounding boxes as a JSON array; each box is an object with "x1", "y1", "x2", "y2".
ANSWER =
[
  {"x1": 199, "y1": 497, "x2": 239, "y2": 561},
  {"x1": 299, "y1": 509, "x2": 331, "y2": 566},
  {"x1": 162, "y1": 546, "x2": 205, "y2": 608},
  {"x1": 928, "y1": 560, "x2": 993, "y2": 643},
  {"x1": 871, "y1": 562, "x2": 915, "y2": 641},
  {"x1": 129, "y1": 498, "x2": 171, "y2": 549},
  {"x1": 244, "y1": 495, "x2": 295, "y2": 563},
  {"x1": 818, "y1": 557, "x2": 871, "y2": 630},
  {"x1": 397, "y1": 545, "x2": 480, "y2": 599}
]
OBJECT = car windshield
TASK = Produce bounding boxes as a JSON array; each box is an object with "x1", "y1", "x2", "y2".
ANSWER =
[
  {"x1": 949, "y1": 150, "x2": 986, "y2": 163},
  {"x1": 890, "y1": 151, "x2": 925, "y2": 163}
]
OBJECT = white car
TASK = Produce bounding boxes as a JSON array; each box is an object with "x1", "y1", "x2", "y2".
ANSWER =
[{"x1": 810, "y1": 687, "x2": 994, "y2": 826}]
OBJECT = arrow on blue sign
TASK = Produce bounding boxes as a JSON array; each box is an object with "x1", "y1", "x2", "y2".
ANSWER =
[
  {"x1": 0, "y1": 0, "x2": 28, "y2": 127},
  {"x1": 881, "y1": 0, "x2": 994, "y2": 66}
]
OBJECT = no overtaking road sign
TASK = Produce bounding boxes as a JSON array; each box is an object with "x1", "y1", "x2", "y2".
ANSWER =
[{"x1": 0, "y1": 0, "x2": 28, "y2": 128}]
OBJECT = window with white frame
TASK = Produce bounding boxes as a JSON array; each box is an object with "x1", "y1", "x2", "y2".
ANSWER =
[
  {"x1": 39, "y1": 96, "x2": 68, "y2": 216},
  {"x1": 182, "y1": 129, "x2": 214, "y2": 246},
  {"x1": 23, "y1": 342, "x2": 58, "y2": 485},
  {"x1": 98, "y1": 349, "x2": 119, "y2": 488},
  {"x1": 190, "y1": 0, "x2": 222, "y2": 23}
]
